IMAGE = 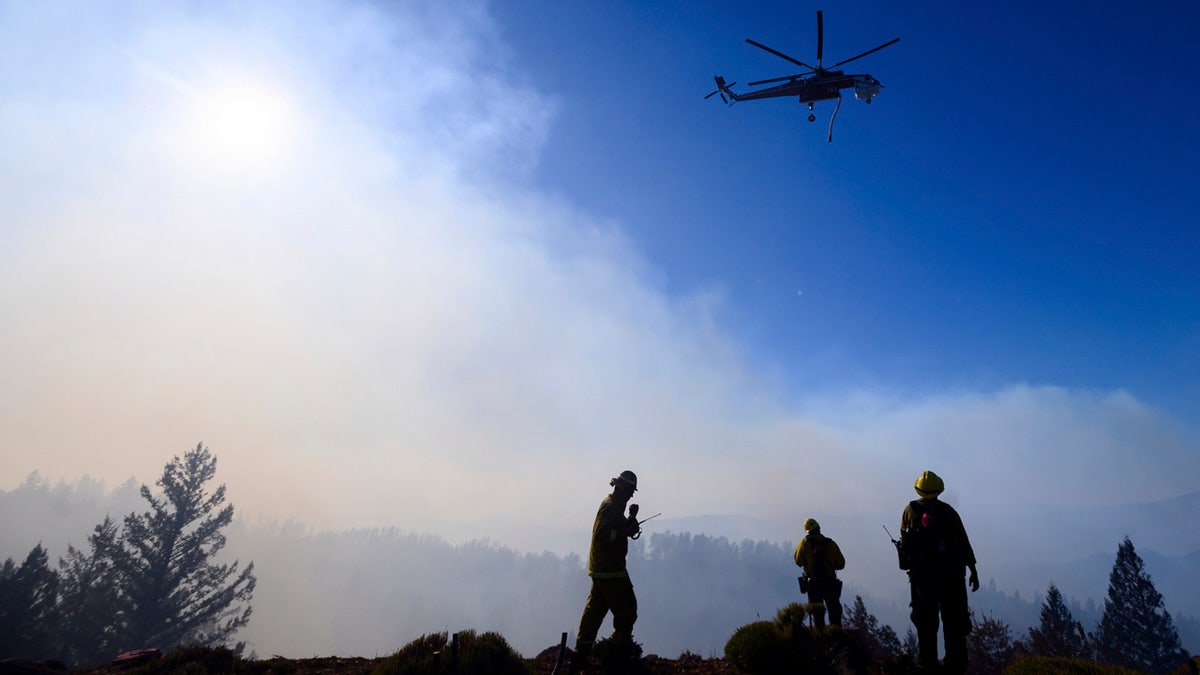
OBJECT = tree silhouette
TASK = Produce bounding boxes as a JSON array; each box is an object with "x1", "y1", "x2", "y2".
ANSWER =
[
  {"x1": 1025, "y1": 583, "x2": 1088, "y2": 659},
  {"x1": 1095, "y1": 536, "x2": 1188, "y2": 673},
  {"x1": 845, "y1": 595, "x2": 903, "y2": 660},
  {"x1": 56, "y1": 517, "x2": 123, "y2": 666},
  {"x1": 966, "y1": 611, "x2": 1016, "y2": 675},
  {"x1": 114, "y1": 443, "x2": 256, "y2": 651},
  {"x1": 0, "y1": 543, "x2": 59, "y2": 659}
]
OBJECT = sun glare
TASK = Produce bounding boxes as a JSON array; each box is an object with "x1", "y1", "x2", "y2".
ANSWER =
[{"x1": 181, "y1": 79, "x2": 300, "y2": 178}]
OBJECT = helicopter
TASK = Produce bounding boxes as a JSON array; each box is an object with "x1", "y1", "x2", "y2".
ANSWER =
[{"x1": 706, "y1": 10, "x2": 899, "y2": 141}]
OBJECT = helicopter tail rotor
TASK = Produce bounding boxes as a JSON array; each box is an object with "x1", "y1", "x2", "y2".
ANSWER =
[{"x1": 704, "y1": 76, "x2": 737, "y2": 104}]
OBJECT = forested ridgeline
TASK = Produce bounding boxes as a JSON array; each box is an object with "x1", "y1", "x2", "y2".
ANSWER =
[
  {"x1": 232, "y1": 522, "x2": 839, "y2": 658},
  {"x1": 3, "y1": 453, "x2": 1198, "y2": 669},
  {"x1": 0, "y1": 469, "x2": 903, "y2": 664}
]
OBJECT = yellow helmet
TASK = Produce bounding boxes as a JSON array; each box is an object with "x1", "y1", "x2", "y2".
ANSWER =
[
  {"x1": 803, "y1": 518, "x2": 820, "y2": 532},
  {"x1": 914, "y1": 470, "x2": 944, "y2": 498}
]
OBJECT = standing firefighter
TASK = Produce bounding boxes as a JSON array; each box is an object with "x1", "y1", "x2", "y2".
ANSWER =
[
  {"x1": 900, "y1": 470, "x2": 980, "y2": 674},
  {"x1": 570, "y1": 470, "x2": 642, "y2": 673},
  {"x1": 793, "y1": 518, "x2": 846, "y2": 628}
]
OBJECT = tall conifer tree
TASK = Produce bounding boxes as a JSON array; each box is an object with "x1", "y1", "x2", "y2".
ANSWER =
[
  {"x1": 56, "y1": 517, "x2": 123, "y2": 667},
  {"x1": 0, "y1": 543, "x2": 59, "y2": 659},
  {"x1": 1027, "y1": 583, "x2": 1088, "y2": 658},
  {"x1": 114, "y1": 443, "x2": 256, "y2": 651},
  {"x1": 967, "y1": 611, "x2": 1018, "y2": 674},
  {"x1": 1095, "y1": 537, "x2": 1187, "y2": 673}
]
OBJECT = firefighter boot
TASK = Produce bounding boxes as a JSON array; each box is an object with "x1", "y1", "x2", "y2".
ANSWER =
[{"x1": 567, "y1": 641, "x2": 592, "y2": 674}]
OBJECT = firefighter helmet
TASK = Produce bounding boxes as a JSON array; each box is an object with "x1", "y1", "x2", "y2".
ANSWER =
[
  {"x1": 804, "y1": 518, "x2": 820, "y2": 532},
  {"x1": 914, "y1": 470, "x2": 945, "y2": 498},
  {"x1": 611, "y1": 470, "x2": 638, "y2": 491}
]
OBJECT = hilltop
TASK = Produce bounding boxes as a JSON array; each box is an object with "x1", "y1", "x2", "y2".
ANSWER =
[{"x1": 52, "y1": 649, "x2": 737, "y2": 674}]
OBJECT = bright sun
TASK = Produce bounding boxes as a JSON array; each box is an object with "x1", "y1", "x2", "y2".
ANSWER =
[{"x1": 182, "y1": 79, "x2": 299, "y2": 178}]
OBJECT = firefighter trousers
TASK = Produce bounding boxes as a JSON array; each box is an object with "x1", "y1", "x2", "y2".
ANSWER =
[
  {"x1": 576, "y1": 575, "x2": 638, "y2": 649},
  {"x1": 908, "y1": 567, "x2": 970, "y2": 673}
]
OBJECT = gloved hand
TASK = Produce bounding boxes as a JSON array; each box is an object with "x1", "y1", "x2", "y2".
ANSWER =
[
  {"x1": 629, "y1": 503, "x2": 639, "y2": 518},
  {"x1": 968, "y1": 567, "x2": 980, "y2": 592}
]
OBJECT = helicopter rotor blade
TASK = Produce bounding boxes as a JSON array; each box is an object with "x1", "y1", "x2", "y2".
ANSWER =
[
  {"x1": 745, "y1": 38, "x2": 816, "y2": 71},
  {"x1": 828, "y1": 37, "x2": 900, "y2": 69},
  {"x1": 748, "y1": 73, "x2": 812, "y2": 87},
  {"x1": 816, "y1": 10, "x2": 823, "y2": 67}
]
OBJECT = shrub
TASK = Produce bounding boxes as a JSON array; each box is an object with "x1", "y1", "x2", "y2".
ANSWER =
[
  {"x1": 1005, "y1": 655, "x2": 1145, "y2": 675},
  {"x1": 725, "y1": 620, "x2": 794, "y2": 674},
  {"x1": 775, "y1": 602, "x2": 809, "y2": 640},
  {"x1": 592, "y1": 635, "x2": 646, "y2": 674},
  {"x1": 725, "y1": 609, "x2": 869, "y2": 675},
  {"x1": 1166, "y1": 657, "x2": 1200, "y2": 675},
  {"x1": 373, "y1": 632, "x2": 445, "y2": 675},
  {"x1": 372, "y1": 630, "x2": 530, "y2": 675},
  {"x1": 132, "y1": 646, "x2": 240, "y2": 674}
]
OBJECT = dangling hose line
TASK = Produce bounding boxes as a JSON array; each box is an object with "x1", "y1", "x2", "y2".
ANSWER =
[{"x1": 827, "y1": 93, "x2": 842, "y2": 142}]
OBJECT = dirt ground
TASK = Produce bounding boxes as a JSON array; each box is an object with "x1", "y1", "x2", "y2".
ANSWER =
[
  {"x1": 43, "y1": 652, "x2": 737, "y2": 675},
  {"x1": 527, "y1": 652, "x2": 737, "y2": 674},
  {"x1": 248, "y1": 653, "x2": 739, "y2": 674}
]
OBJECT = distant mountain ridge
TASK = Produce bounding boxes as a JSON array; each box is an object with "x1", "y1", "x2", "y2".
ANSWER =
[
  {"x1": 3, "y1": 480, "x2": 1197, "y2": 657},
  {"x1": 652, "y1": 492, "x2": 1200, "y2": 619}
]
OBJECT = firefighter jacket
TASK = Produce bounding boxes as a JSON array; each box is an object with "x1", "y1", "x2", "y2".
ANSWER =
[
  {"x1": 587, "y1": 494, "x2": 636, "y2": 579},
  {"x1": 901, "y1": 497, "x2": 977, "y2": 571},
  {"x1": 793, "y1": 531, "x2": 846, "y2": 580}
]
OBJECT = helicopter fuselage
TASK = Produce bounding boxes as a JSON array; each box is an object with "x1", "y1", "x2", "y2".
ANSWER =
[{"x1": 730, "y1": 71, "x2": 879, "y2": 104}]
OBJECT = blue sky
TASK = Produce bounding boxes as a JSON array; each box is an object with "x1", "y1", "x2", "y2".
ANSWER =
[
  {"x1": 493, "y1": 0, "x2": 1200, "y2": 416},
  {"x1": 1, "y1": 0, "x2": 1198, "y2": 569}
]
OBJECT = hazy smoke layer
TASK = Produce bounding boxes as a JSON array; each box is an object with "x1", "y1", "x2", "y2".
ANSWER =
[{"x1": 2, "y1": 3, "x2": 1198, "y2": 649}]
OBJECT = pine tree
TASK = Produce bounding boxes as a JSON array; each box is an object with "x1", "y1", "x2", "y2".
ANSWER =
[
  {"x1": 0, "y1": 543, "x2": 60, "y2": 659},
  {"x1": 845, "y1": 595, "x2": 903, "y2": 659},
  {"x1": 113, "y1": 443, "x2": 256, "y2": 651},
  {"x1": 56, "y1": 517, "x2": 123, "y2": 667},
  {"x1": 1095, "y1": 536, "x2": 1188, "y2": 673},
  {"x1": 1026, "y1": 583, "x2": 1088, "y2": 659},
  {"x1": 966, "y1": 611, "x2": 1017, "y2": 675}
]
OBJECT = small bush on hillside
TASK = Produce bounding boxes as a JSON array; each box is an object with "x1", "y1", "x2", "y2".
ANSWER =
[
  {"x1": 592, "y1": 635, "x2": 646, "y2": 674},
  {"x1": 725, "y1": 608, "x2": 868, "y2": 675},
  {"x1": 1167, "y1": 656, "x2": 1200, "y2": 675},
  {"x1": 725, "y1": 620, "x2": 794, "y2": 674},
  {"x1": 372, "y1": 633, "x2": 444, "y2": 675},
  {"x1": 775, "y1": 602, "x2": 809, "y2": 639},
  {"x1": 372, "y1": 630, "x2": 530, "y2": 675},
  {"x1": 130, "y1": 646, "x2": 240, "y2": 674},
  {"x1": 1004, "y1": 655, "x2": 1145, "y2": 675}
]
